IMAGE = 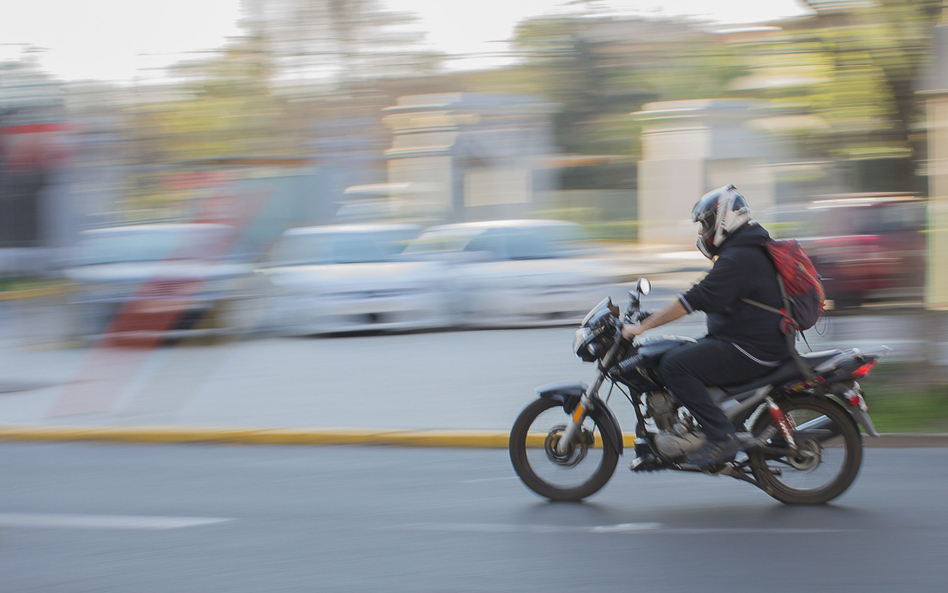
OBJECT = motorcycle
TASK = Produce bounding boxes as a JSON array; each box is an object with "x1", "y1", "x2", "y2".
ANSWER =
[{"x1": 509, "y1": 278, "x2": 890, "y2": 505}]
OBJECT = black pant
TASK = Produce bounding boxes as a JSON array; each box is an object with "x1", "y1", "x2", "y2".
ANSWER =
[{"x1": 657, "y1": 337, "x2": 775, "y2": 442}]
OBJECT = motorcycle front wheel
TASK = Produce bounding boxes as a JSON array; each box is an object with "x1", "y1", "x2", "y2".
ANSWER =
[{"x1": 509, "y1": 398, "x2": 619, "y2": 502}]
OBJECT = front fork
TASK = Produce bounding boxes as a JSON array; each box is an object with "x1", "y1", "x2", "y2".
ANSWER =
[{"x1": 556, "y1": 373, "x2": 605, "y2": 455}]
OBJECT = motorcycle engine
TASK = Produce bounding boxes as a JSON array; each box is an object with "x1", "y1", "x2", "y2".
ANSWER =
[
  {"x1": 647, "y1": 391, "x2": 707, "y2": 459},
  {"x1": 645, "y1": 391, "x2": 678, "y2": 431}
]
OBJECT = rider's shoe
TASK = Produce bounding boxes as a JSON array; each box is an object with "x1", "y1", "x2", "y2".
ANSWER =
[
  {"x1": 684, "y1": 434, "x2": 744, "y2": 468},
  {"x1": 734, "y1": 431, "x2": 764, "y2": 450}
]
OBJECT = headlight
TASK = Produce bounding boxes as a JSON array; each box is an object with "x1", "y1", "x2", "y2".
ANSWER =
[
  {"x1": 573, "y1": 327, "x2": 593, "y2": 353},
  {"x1": 574, "y1": 327, "x2": 604, "y2": 362}
]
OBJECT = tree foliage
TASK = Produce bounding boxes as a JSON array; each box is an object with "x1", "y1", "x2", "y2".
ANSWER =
[
  {"x1": 512, "y1": 16, "x2": 747, "y2": 157},
  {"x1": 739, "y1": 0, "x2": 944, "y2": 161}
]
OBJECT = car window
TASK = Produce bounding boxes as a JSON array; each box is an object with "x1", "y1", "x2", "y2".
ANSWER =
[
  {"x1": 272, "y1": 230, "x2": 408, "y2": 265},
  {"x1": 877, "y1": 203, "x2": 925, "y2": 233},
  {"x1": 404, "y1": 229, "x2": 478, "y2": 254},
  {"x1": 77, "y1": 226, "x2": 230, "y2": 264},
  {"x1": 507, "y1": 224, "x2": 593, "y2": 259},
  {"x1": 506, "y1": 228, "x2": 554, "y2": 260},
  {"x1": 463, "y1": 229, "x2": 508, "y2": 260},
  {"x1": 270, "y1": 234, "x2": 328, "y2": 266}
]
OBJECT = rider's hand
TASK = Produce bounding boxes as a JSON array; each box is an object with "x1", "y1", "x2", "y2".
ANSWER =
[{"x1": 621, "y1": 323, "x2": 645, "y2": 340}]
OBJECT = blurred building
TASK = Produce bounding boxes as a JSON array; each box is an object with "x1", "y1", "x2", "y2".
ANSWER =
[{"x1": 382, "y1": 93, "x2": 559, "y2": 222}]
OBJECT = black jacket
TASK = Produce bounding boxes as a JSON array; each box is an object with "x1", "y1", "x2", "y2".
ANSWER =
[{"x1": 679, "y1": 223, "x2": 791, "y2": 363}]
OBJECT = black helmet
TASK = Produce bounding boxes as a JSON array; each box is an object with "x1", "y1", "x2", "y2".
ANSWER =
[{"x1": 691, "y1": 184, "x2": 752, "y2": 259}]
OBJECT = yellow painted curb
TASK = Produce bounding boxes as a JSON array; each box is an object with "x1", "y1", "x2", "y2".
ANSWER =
[
  {"x1": 0, "y1": 426, "x2": 647, "y2": 449},
  {"x1": 0, "y1": 426, "x2": 522, "y2": 448}
]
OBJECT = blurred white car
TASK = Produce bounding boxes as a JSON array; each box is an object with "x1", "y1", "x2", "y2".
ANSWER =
[
  {"x1": 258, "y1": 224, "x2": 453, "y2": 335},
  {"x1": 403, "y1": 220, "x2": 614, "y2": 327},
  {"x1": 64, "y1": 223, "x2": 257, "y2": 338}
]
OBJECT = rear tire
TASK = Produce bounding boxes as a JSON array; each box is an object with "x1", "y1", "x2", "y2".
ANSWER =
[
  {"x1": 509, "y1": 398, "x2": 619, "y2": 502},
  {"x1": 748, "y1": 396, "x2": 862, "y2": 505}
]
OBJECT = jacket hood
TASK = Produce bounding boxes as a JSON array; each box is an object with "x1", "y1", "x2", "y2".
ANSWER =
[{"x1": 720, "y1": 222, "x2": 771, "y2": 251}]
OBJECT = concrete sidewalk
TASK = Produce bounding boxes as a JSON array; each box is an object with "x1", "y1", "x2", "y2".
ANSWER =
[{"x1": 0, "y1": 318, "x2": 945, "y2": 448}]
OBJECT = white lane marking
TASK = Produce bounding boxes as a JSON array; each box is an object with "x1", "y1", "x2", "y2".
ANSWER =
[
  {"x1": 661, "y1": 528, "x2": 853, "y2": 534},
  {"x1": 0, "y1": 513, "x2": 234, "y2": 530},
  {"x1": 386, "y1": 522, "x2": 661, "y2": 534},
  {"x1": 590, "y1": 523, "x2": 663, "y2": 533},
  {"x1": 461, "y1": 477, "x2": 521, "y2": 484},
  {"x1": 384, "y1": 523, "x2": 855, "y2": 535}
]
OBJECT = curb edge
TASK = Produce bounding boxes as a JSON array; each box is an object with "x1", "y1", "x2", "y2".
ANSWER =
[{"x1": 0, "y1": 426, "x2": 946, "y2": 448}]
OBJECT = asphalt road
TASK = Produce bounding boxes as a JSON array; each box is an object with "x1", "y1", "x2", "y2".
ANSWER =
[{"x1": 1, "y1": 443, "x2": 946, "y2": 592}]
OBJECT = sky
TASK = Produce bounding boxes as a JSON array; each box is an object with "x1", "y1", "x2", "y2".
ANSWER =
[{"x1": 0, "y1": 0, "x2": 811, "y2": 83}]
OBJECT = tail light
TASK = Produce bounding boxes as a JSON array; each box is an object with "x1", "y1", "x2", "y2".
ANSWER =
[{"x1": 851, "y1": 359, "x2": 877, "y2": 379}]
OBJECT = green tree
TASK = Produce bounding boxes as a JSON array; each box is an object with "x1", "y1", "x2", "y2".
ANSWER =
[
  {"x1": 512, "y1": 16, "x2": 747, "y2": 158},
  {"x1": 741, "y1": 0, "x2": 943, "y2": 162}
]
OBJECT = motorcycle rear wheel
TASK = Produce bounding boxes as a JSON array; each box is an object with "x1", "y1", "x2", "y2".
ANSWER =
[
  {"x1": 747, "y1": 396, "x2": 862, "y2": 505},
  {"x1": 509, "y1": 398, "x2": 619, "y2": 502}
]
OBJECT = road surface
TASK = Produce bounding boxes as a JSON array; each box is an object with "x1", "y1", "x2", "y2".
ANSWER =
[{"x1": 1, "y1": 443, "x2": 945, "y2": 592}]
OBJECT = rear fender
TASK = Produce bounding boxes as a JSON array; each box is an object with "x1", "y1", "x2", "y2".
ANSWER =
[
  {"x1": 828, "y1": 394, "x2": 880, "y2": 438},
  {"x1": 535, "y1": 382, "x2": 624, "y2": 455}
]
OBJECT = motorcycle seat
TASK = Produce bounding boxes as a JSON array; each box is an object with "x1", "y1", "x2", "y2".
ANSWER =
[{"x1": 713, "y1": 349, "x2": 842, "y2": 399}]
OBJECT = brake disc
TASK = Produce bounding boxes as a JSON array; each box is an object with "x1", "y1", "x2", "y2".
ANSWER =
[
  {"x1": 788, "y1": 440, "x2": 821, "y2": 471},
  {"x1": 544, "y1": 424, "x2": 591, "y2": 467}
]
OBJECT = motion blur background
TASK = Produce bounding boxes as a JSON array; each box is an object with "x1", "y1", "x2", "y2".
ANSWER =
[
  {"x1": 2, "y1": 0, "x2": 948, "y2": 422},
  {"x1": 3, "y1": 2, "x2": 948, "y2": 591}
]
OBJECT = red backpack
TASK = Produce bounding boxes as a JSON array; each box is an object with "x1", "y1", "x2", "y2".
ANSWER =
[{"x1": 743, "y1": 239, "x2": 825, "y2": 334}]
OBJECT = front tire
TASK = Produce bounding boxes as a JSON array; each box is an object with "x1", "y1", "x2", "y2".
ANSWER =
[
  {"x1": 509, "y1": 398, "x2": 619, "y2": 502},
  {"x1": 748, "y1": 396, "x2": 862, "y2": 505}
]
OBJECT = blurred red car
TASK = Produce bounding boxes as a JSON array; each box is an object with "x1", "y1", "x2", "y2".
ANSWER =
[{"x1": 770, "y1": 195, "x2": 926, "y2": 308}]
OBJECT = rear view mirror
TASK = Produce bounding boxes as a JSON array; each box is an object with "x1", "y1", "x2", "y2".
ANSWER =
[{"x1": 637, "y1": 277, "x2": 651, "y2": 296}]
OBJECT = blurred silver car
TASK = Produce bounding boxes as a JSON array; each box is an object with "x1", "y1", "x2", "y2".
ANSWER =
[
  {"x1": 403, "y1": 220, "x2": 613, "y2": 327},
  {"x1": 258, "y1": 224, "x2": 453, "y2": 335},
  {"x1": 64, "y1": 223, "x2": 256, "y2": 339}
]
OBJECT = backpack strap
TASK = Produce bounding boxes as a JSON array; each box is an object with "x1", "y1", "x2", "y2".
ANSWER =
[
  {"x1": 740, "y1": 298, "x2": 782, "y2": 316},
  {"x1": 741, "y1": 273, "x2": 814, "y2": 379}
]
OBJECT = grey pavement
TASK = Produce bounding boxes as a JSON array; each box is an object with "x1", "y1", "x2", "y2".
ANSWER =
[
  {"x1": 1, "y1": 443, "x2": 946, "y2": 592},
  {"x1": 0, "y1": 304, "x2": 942, "y2": 432}
]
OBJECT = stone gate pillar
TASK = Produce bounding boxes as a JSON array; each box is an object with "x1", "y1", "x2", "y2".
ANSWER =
[
  {"x1": 921, "y1": 24, "x2": 948, "y2": 310},
  {"x1": 633, "y1": 100, "x2": 775, "y2": 245}
]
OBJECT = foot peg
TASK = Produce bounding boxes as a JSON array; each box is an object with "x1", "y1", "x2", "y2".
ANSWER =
[{"x1": 630, "y1": 438, "x2": 665, "y2": 472}]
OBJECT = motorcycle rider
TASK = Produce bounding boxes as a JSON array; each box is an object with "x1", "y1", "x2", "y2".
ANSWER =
[{"x1": 621, "y1": 185, "x2": 791, "y2": 467}]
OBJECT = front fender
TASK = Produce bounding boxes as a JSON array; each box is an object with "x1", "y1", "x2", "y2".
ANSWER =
[
  {"x1": 535, "y1": 381, "x2": 624, "y2": 455},
  {"x1": 536, "y1": 381, "x2": 586, "y2": 408}
]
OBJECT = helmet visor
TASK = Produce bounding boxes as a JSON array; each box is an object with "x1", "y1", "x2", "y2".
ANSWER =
[{"x1": 695, "y1": 212, "x2": 714, "y2": 236}]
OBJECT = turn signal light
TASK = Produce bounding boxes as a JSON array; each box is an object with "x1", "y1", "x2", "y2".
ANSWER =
[{"x1": 851, "y1": 359, "x2": 877, "y2": 379}]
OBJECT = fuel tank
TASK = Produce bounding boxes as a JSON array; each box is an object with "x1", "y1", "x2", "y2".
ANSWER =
[
  {"x1": 614, "y1": 336, "x2": 697, "y2": 392},
  {"x1": 637, "y1": 335, "x2": 697, "y2": 362}
]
